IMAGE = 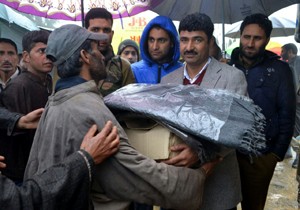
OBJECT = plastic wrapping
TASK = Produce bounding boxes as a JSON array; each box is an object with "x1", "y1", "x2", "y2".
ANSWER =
[{"x1": 104, "y1": 83, "x2": 267, "y2": 156}]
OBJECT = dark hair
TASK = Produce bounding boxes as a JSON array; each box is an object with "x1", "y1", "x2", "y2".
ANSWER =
[
  {"x1": 282, "y1": 43, "x2": 298, "y2": 55},
  {"x1": 240, "y1": 13, "x2": 273, "y2": 38},
  {"x1": 0, "y1": 38, "x2": 18, "y2": 54},
  {"x1": 179, "y1": 13, "x2": 214, "y2": 41},
  {"x1": 85, "y1": 8, "x2": 113, "y2": 29},
  {"x1": 150, "y1": 25, "x2": 173, "y2": 41},
  {"x1": 22, "y1": 30, "x2": 50, "y2": 52},
  {"x1": 57, "y1": 39, "x2": 93, "y2": 78}
]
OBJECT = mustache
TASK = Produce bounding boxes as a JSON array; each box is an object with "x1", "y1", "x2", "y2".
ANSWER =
[
  {"x1": 2, "y1": 61, "x2": 12, "y2": 66},
  {"x1": 183, "y1": 50, "x2": 197, "y2": 55}
]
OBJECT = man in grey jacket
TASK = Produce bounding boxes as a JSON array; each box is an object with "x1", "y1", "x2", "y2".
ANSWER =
[
  {"x1": 24, "y1": 24, "x2": 216, "y2": 210},
  {"x1": 161, "y1": 13, "x2": 247, "y2": 210}
]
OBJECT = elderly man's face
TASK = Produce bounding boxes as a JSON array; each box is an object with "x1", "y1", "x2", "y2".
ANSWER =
[{"x1": 0, "y1": 42, "x2": 19, "y2": 73}]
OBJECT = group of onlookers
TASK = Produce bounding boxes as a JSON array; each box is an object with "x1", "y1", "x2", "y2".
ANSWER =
[{"x1": 0, "y1": 6, "x2": 299, "y2": 210}]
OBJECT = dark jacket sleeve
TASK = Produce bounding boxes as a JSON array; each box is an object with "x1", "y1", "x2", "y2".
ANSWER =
[
  {"x1": 272, "y1": 64, "x2": 296, "y2": 160},
  {"x1": 0, "y1": 106, "x2": 22, "y2": 136},
  {"x1": 0, "y1": 150, "x2": 94, "y2": 210}
]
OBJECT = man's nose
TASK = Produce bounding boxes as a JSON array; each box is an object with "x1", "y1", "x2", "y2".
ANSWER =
[
  {"x1": 153, "y1": 41, "x2": 159, "y2": 49},
  {"x1": 247, "y1": 38, "x2": 255, "y2": 47},
  {"x1": 186, "y1": 40, "x2": 194, "y2": 51}
]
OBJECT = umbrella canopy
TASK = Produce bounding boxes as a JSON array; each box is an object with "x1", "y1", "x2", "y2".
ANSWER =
[
  {"x1": 225, "y1": 15, "x2": 296, "y2": 38},
  {"x1": 1, "y1": 0, "x2": 299, "y2": 49},
  {"x1": 226, "y1": 40, "x2": 283, "y2": 56},
  {"x1": 150, "y1": 0, "x2": 300, "y2": 50},
  {"x1": 150, "y1": 0, "x2": 300, "y2": 23},
  {"x1": 0, "y1": 4, "x2": 39, "y2": 53},
  {"x1": 1, "y1": 0, "x2": 299, "y2": 23},
  {"x1": 0, "y1": 0, "x2": 156, "y2": 20}
]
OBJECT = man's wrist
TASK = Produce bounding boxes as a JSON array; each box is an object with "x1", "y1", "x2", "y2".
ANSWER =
[{"x1": 77, "y1": 150, "x2": 95, "y2": 182}]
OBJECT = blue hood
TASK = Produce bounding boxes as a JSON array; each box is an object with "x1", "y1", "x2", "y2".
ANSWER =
[{"x1": 140, "y1": 16, "x2": 180, "y2": 65}]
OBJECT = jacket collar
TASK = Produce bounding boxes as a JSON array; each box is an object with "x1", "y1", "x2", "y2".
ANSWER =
[{"x1": 55, "y1": 76, "x2": 87, "y2": 92}]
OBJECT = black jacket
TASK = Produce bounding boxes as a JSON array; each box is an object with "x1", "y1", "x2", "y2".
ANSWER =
[{"x1": 230, "y1": 48, "x2": 296, "y2": 160}]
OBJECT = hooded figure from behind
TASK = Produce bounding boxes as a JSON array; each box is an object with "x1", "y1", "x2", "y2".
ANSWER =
[{"x1": 131, "y1": 16, "x2": 182, "y2": 84}]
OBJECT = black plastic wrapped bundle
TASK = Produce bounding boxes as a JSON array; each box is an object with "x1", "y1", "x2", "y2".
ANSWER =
[{"x1": 104, "y1": 83, "x2": 267, "y2": 157}]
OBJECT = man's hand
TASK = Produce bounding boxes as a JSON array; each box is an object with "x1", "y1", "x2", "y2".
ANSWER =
[
  {"x1": 80, "y1": 121, "x2": 120, "y2": 164},
  {"x1": 163, "y1": 144, "x2": 199, "y2": 167},
  {"x1": 0, "y1": 156, "x2": 6, "y2": 169},
  {"x1": 17, "y1": 108, "x2": 44, "y2": 129}
]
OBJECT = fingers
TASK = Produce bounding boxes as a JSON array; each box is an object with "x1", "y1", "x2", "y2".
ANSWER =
[
  {"x1": 101, "y1": 126, "x2": 119, "y2": 153},
  {"x1": 18, "y1": 108, "x2": 44, "y2": 129},
  {"x1": 106, "y1": 136, "x2": 120, "y2": 155},
  {"x1": 170, "y1": 144, "x2": 189, "y2": 152},
  {"x1": 105, "y1": 126, "x2": 118, "y2": 144},
  {"x1": 98, "y1": 121, "x2": 114, "y2": 140},
  {"x1": 81, "y1": 124, "x2": 98, "y2": 148},
  {"x1": 27, "y1": 108, "x2": 44, "y2": 120},
  {"x1": 32, "y1": 108, "x2": 44, "y2": 116},
  {"x1": 80, "y1": 121, "x2": 120, "y2": 164},
  {"x1": 0, "y1": 156, "x2": 6, "y2": 169},
  {"x1": 164, "y1": 144, "x2": 198, "y2": 167},
  {"x1": 163, "y1": 156, "x2": 182, "y2": 166}
]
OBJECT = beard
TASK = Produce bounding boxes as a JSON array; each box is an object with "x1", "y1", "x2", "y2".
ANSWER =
[
  {"x1": 89, "y1": 55, "x2": 107, "y2": 84},
  {"x1": 281, "y1": 53, "x2": 288, "y2": 61},
  {"x1": 240, "y1": 43, "x2": 266, "y2": 61}
]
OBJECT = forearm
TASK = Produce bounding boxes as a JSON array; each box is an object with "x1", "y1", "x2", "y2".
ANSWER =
[
  {"x1": 0, "y1": 151, "x2": 94, "y2": 209},
  {"x1": 0, "y1": 107, "x2": 22, "y2": 136}
]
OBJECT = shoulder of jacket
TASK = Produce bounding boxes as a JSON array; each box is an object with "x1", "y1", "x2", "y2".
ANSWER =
[{"x1": 110, "y1": 55, "x2": 132, "y2": 68}]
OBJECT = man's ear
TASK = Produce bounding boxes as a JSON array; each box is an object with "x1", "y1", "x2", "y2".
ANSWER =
[
  {"x1": 208, "y1": 37, "x2": 214, "y2": 47},
  {"x1": 112, "y1": 30, "x2": 114, "y2": 39},
  {"x1": 22, "y1": 51, "x2": 30, "y2": 63},
  {"x1": 265, "y1": 37, "x2": 270, "y2": 46},
  {"x1": 80, "y1": 49, "x2": 90, "y2": 64}
]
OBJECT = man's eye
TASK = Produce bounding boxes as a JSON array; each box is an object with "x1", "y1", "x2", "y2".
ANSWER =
[
  {"x1": 103, "y1": 28, "x2": 112, "y2": 33},
  {"x1": 8, "y1": 52, "x2": 16, "y2": 56},
  {"x1": 92, "y1": 28, "x2": 99, "y2": 32}
]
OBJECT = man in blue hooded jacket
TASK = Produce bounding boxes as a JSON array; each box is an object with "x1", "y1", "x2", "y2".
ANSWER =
[{"x1": 131, "y1": 16, "x2": 182, "y2": 84}]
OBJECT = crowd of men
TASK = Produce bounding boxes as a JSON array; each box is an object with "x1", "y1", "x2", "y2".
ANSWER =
[{"x1": 0, "y1": 7, "x2": 298, "y2": 210}]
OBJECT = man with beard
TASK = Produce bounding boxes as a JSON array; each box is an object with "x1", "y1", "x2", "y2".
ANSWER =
[
  {"x1": 84, "y1": 8, "x2": 135, "y2": 97},
  {"x1": 161, "y1": 13, "x2": 247, "y2": 210},
  {"x1": 0, "y1": 38, "x2": 21, "y2": 93},
  {"x1": 229, "y1": 14, "x2": 296, "y2": 210},
  {"x1": 0, "y1": 30, "x2": 53, "y2": 184},
  {"x1": 25, "y1": 24, "x2": 216, "y2": 210}
]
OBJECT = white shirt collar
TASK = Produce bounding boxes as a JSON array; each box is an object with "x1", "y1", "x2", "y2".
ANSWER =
[{"x1": 183, "y1": 57, "x2": 211, "y2": 84}]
